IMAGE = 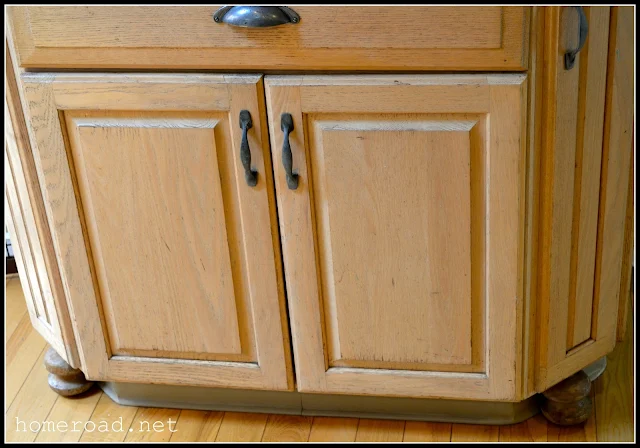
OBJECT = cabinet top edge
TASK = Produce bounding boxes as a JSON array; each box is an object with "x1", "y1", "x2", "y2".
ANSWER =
[
  {"x1": 19, "y1": 72, "x2": 263, "y2": 85},
  {"x1": 264, "y1": 74, "x2": 527, "y2": 87}
]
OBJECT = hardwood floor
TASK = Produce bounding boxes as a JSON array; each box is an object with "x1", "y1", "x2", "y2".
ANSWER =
[{"x1": 4, "y1": 275, "x2": 635, "y2": 442}]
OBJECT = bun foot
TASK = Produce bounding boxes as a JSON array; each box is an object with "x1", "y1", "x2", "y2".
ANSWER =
[
  {"x1": 540, "y1": 370, "x2": 592, "y2": 426},
  {"x1": 44, "y1": 347, "x2": 93, "y2": 396}
]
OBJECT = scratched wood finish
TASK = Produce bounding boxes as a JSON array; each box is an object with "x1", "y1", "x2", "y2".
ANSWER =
[
  {"x1": 535, "y1": 6, "x2": 632, "y2": 392},
  {"x1": 5, "y1": 42, "x2": 79, "y2": 367},
  {"x1": 265, "y1": 74, "x2": 526, "y2": 400},
  {"x1": 307, "y1": 114, "x2": 477, "y2": 371},
  {"x1": 6, "y1": 6, "x2": 528, "y2": 71},
  {"x1": 19, "y1": 73, "x2": 293, "y2": 390}
]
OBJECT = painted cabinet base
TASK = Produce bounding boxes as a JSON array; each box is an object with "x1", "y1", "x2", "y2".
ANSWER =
[
  {"x1": 97, "y1": 357, "x2": 607, "y2": 425},
  {"x1": 44, "y1": 347, "x2": 94, "y2": 396},
  {"x1": 99, "y1": 381, "x2": 539, "y2": 425}
]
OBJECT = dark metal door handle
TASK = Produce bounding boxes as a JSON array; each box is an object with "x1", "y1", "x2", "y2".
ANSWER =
[
  {"x1": 565, "y1": 6, "x2": 589, "y2": 70},
  {"x1": 280, "y1": 113, "x2": 299, "y2": 190},
  {"x1": 213, "y1": 6, "x2": 300, "y2": 28},
  {"x1": 239, "y1": 110, "x2": 258, "y2": 187}
]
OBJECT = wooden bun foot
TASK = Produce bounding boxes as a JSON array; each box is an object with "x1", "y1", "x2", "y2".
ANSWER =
[
  {"x1": 44, "y1": 347, "x2": 94, "y2": 396},
  {"x1": 541, "y1": 370, "x2": 592, "y2": 426}
]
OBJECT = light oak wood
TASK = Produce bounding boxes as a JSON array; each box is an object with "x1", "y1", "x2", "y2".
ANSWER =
[
  {"x1": 451, "y1": 424, "x2": 499, "y2": 442},
  {"x1": 5, "y1": 306, "x2": 48, "y2": 411},
  {"x1": 19, "y1": 73, "x2": 292, "y2": 390},
  {"x1": 591, "y1": 6, "x2": 634, "y2": 343},
  {"x1": 355, "y1": 419, "x2": 405, "y2": 442},
  {"x1": 261, "y1": 415, "x2": 313, "y2": 442},
  {"x1": 168, "y1": 410, "x2": 224, "y2": 442},
  {"x1": 535, "y1": 6, "x2": 631, "y2": 391},
  {"x1": 403, "y1": 422, "x2": 452, "y2": 442},
  {"x1": 5, "y1": 349, "x2": 58, "y2": 442},
  {"x1": 498, "y1": 415, "x2": 548, "y2": 442},
  {"x1": 123, "y1": 407, "x2": 182, "y2": 442},
  {"x1": 566, "y1": 7, "x2": 611, "y2": 349},
  {"x1": 5, "y1": 42, "x2": 79, "y2": 367},
  {"x1": 7, "y1": 6, "x2": 528, "y2": 71},
  {"x1": 34, "y1": 390, "x2": 102, "y2": 443},
  {"x1": 537, "y1": 7, "x2": 580, "y2": 374},
  {"x1": 5, "y1": 277, "x2": 28, "y2": 339},
  {"x1": 215, "y1": 412, "x2": 268, "y2": 442},
  {"x1": 265, "y1": 74, "x2": 526, "y2": 400},
  {"x1": 308, "y1": 417, "x2": 359, "y2": 442},
  {"x1": 308, "y1": 116, "x2": 476, "y2": 371},
  {"x1": 522, "y1": 6, "x2": 544, "y2": 400},
  {"x1": 78, "y1": 393, "x2": 139, "y2": 442},
  {"x1": 595, "y1": 298, "x2": 634, "y2": 441},
  {"x1": 65, "y1": 111, "x2": 246, "y2": 361},
  {"x1": 616, "y1": 157, "x2": 634, "y2": 342}
]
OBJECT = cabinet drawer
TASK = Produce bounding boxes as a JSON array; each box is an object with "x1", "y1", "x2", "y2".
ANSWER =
[{"x1": 8, "y1": 6, "x2": 528, "y2": 71}]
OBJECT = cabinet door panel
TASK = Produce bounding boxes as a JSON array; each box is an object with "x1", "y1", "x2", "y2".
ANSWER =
[
  {"x1": 5, "y1": 46, "x2": 79, "y2": 366},
  {"x1": 66, "y1": 112, "x2": 246, "y2": 361},
  {"x1": 536, "y1": 6, "x2": 633, "y2": 391},
  {"x1": 21, "y1": 73, "x2": 293, "y2": 390},
  {"x1": 265, "y1": 75, "x2": 526, "y2": 400},
  {"x1": 307, "y1": 115, "x2": 481, "y2": 371}
]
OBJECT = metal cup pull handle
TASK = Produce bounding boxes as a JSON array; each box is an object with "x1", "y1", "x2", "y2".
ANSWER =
[{"x1": 213, "y1": 6, "x2": 300, "y2": 28}]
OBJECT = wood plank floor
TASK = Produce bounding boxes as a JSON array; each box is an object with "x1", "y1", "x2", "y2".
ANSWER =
[{"x1": 4, "y1": 275, "x2": 635, "y2": 442}]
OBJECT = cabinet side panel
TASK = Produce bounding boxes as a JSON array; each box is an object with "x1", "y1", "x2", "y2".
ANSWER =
[
  {"x1": 536, "y1": 6, "x2": 633, "y2": 391},
  {"x1": 566, "y1": 6, "x2": 610, "y2": 349},
  {"x1": 591, "y1": 6, "x2": 634, "y2": 342},
  {"x1": 5, "y1": 41, "x2": 79, "y2": 367}
]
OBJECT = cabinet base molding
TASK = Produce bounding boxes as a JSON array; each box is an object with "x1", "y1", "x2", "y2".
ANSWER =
[
  {"x1": 98, "y1": 357, "x2": 607, "y2": 425},
  {"x1": 44, "y1": 347, "x2": 94, "y2": 396},
  {"x1": 99, "y1": 382, "x2": 539, "y2": 425},
  {"x1": 582, "y1": 356, "x2": 607, "y2": 382}
]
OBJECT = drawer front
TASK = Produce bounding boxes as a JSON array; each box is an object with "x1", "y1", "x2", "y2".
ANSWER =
[
  {"x1": 20, "y1": 73, "x2": 293, "y2": 391},
  {"x1": 265, "y1": 74, "x2": 526, "y2": 400},
  {"x1": 8, "y1": 6, "x2": 528, "y2": 71}
]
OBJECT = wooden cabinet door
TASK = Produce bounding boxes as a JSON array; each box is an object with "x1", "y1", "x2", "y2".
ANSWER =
[
  {"x1": 5, "y1": 45, "x2": 79, "y2": 367},
  {"x1": 20, "y1": 73, "x2": 293, "y2": 390},
  {"x1": 535, "y1": 6, "x2": 633, "y2": 391},
  {"x1": 265, "y1": 75, "x2": 526, "y2": 400}
]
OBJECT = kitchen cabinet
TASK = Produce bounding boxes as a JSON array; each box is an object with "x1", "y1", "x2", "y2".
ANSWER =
[
  {"x1": 16, "y1": 73, "x2": 293, "y2": 390},
  {"x1": 265, "y1": 75, "x2": 525, "y2": 400},
  {"x1": 5, "y1": 6, "x2": 634, "y2": 425}
]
